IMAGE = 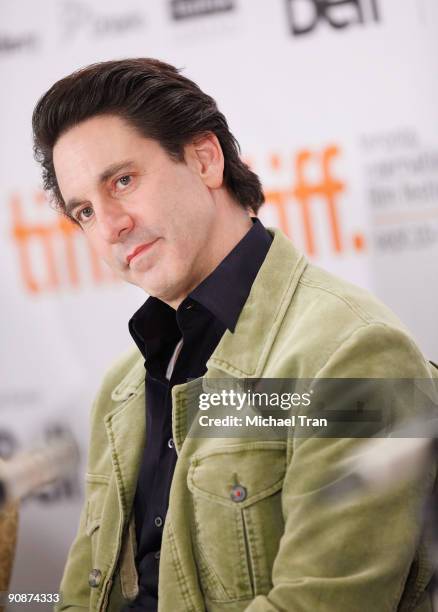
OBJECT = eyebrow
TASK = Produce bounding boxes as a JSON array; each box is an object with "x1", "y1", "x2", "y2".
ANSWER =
[{"x1": 65, "y1": 160, "x2": 136, "y2": 217}]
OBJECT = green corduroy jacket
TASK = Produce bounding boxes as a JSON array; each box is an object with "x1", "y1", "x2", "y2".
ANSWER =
[{"x1": 56, "y1": 227, "x2": 438, "y2": 612}]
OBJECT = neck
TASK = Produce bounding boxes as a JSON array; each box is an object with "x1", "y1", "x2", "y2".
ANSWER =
[{"x1": 167, "y1": 203, "x2": 254, "y2": 310}]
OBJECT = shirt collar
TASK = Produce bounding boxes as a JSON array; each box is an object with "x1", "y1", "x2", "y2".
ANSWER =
[
  {"x1": 129, "y1": 217, "x2": 272, "y2": 354},
  {"x1": 187, "y1": 217, "x2": 272, "y2": 332}
]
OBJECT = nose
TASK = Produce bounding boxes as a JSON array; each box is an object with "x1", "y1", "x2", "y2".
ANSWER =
[{"x1": 95, "y1": 199, "x2": 134, "y2": 244}]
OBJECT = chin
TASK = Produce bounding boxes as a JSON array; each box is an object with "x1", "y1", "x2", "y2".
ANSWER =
[
  {"x1": 138, "y1": 279, "x2": 173, "y2": 300},
  {"x1": 136, "y1": 263, "x2": 188, "y2": 303},
  {"x1": 131, "y1": 267, "x2": 164, "y2": 293}
]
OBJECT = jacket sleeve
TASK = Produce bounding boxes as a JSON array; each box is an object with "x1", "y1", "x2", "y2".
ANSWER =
[
  {"x1": 244, "y1": 323, "x2": 436, "y2": 612},
  {"x1": 54, "y1": 501, "x2": 92, "y2": 611},
  {"x1": 55, "y1": 392, "x2": 101, "y2": 612}
]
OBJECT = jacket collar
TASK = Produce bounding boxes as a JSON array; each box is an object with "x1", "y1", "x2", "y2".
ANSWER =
[
  {"x1": 205, "y1": 226, "x2": 307, "y2": 378},
  {"x1": 110, "y1": 353, "x2": 146, "y2": 402}
]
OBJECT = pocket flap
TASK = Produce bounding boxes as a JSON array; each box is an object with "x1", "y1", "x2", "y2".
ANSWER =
[{"x1": 188, "y1": 441, "x2": 286, "y2": 509}]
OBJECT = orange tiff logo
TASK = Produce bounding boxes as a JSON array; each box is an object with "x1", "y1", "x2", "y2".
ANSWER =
[
  {"x1": 259, "y1": 145, "x2": 365, "y2": 257},
  {"x1": 9, "y1": 191, "x2": 118, "y2": 294}
]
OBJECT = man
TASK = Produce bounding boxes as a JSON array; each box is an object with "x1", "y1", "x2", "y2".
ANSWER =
[{"x1": 32, "y1": 58, "x2": 437, "y2": 611}]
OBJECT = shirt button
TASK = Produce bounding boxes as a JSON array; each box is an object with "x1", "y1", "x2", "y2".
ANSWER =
[
  {"x1": 230, "y1": 484, "x2": 247, "y2": 503},
  {"x1": 88, "y1": 568, "x2": 102, "y2": 588},
  {"x1": 154, "y1": 516, "x2": 163, "y2": 528},
  {"x1": 168, "y1": 438, "x2": 174, "y2": 449},
  {"x1": 154, "y1": 550, "x2": 161, "y2": 560}
]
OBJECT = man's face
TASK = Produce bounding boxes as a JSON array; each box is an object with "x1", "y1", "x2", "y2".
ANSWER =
[{"x1": 53, "y1": 114, "x2": 222, "y2": 305}]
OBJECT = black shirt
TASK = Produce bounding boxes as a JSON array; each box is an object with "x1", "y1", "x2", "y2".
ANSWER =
[{"x1": 122, "y1": 218, "x2": 273, "y2": 611}]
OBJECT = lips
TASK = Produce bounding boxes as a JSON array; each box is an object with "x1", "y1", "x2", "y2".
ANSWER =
[{"x1": 126, "y1": 239, "x2": 159, "y2": 265}]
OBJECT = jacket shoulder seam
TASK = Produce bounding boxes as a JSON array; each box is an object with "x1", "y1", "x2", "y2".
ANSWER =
[{"x1": 298, "y1": 276, "x2": 375, "y2": 325}]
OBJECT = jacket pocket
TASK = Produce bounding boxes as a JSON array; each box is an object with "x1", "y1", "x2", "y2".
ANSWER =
[{"x1": 187, "y1": 441, "x2": 286, "y2": 603}]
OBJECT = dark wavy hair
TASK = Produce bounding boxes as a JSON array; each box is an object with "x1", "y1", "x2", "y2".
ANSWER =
[{"x1": 32, "y1": 58, "x2": 264, "y2": 222}]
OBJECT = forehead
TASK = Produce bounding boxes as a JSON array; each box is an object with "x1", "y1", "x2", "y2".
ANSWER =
[{"x1": 53, "y1": 115, "x2": 161, "y2": 196}]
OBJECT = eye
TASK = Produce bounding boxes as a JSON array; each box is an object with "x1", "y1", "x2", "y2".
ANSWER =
[
  {"x1": 75, "y1": 205, "x2": 94, "y2": 224},
  {"x1": 116, "y1": 175, "x2": 132, "y2": 189}
]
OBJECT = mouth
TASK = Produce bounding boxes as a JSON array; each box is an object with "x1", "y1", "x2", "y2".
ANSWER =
[{"x1": 126, "y1": 239, "x2": 160, "y2": 265}]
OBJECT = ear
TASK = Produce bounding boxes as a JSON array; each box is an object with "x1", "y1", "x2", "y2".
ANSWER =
[{"x1": 185, "y1": 133, "x2": 224, "y2": 189}]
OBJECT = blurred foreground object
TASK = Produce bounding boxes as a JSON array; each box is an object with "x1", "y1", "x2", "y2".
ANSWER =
[
  {"x1": 0, "y1": 432, "x2": 79, "y2": 508},
  {"x1": 324, "y1": 418, "x2": 438, "y2": 610},
  {"x1": 0, "y1": 497, "x2": 18, "y2": 611},
  {"x1": 324, "y1": 419, "x2": 438, "y2": 500},
  {"x1": 0, "y1": 502, "x2": 18, "y2": 591}
]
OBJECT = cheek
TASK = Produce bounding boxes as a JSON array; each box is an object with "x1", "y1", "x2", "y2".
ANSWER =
[{"x1": 163, "y1": 170, "x2": 210, "y2": 220}]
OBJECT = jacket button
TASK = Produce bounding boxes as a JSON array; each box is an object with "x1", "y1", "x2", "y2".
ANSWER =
[
  {"x1": 154, "y1": 516, "x2": 163, "y2": 527},
  {"x1": 168, "y1": 438, "x2": 174, "y2": 449},
  {"x1": 230, "y1": 484, "x2": 247, "y2": 502},
  {"x1": 88, "y1": 568, "x2": 102, "y2": 588}
]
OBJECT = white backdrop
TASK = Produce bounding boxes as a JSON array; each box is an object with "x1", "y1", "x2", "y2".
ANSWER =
[{"x1": 1, "y1": 0, "x2": 438, "y2": 603}]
